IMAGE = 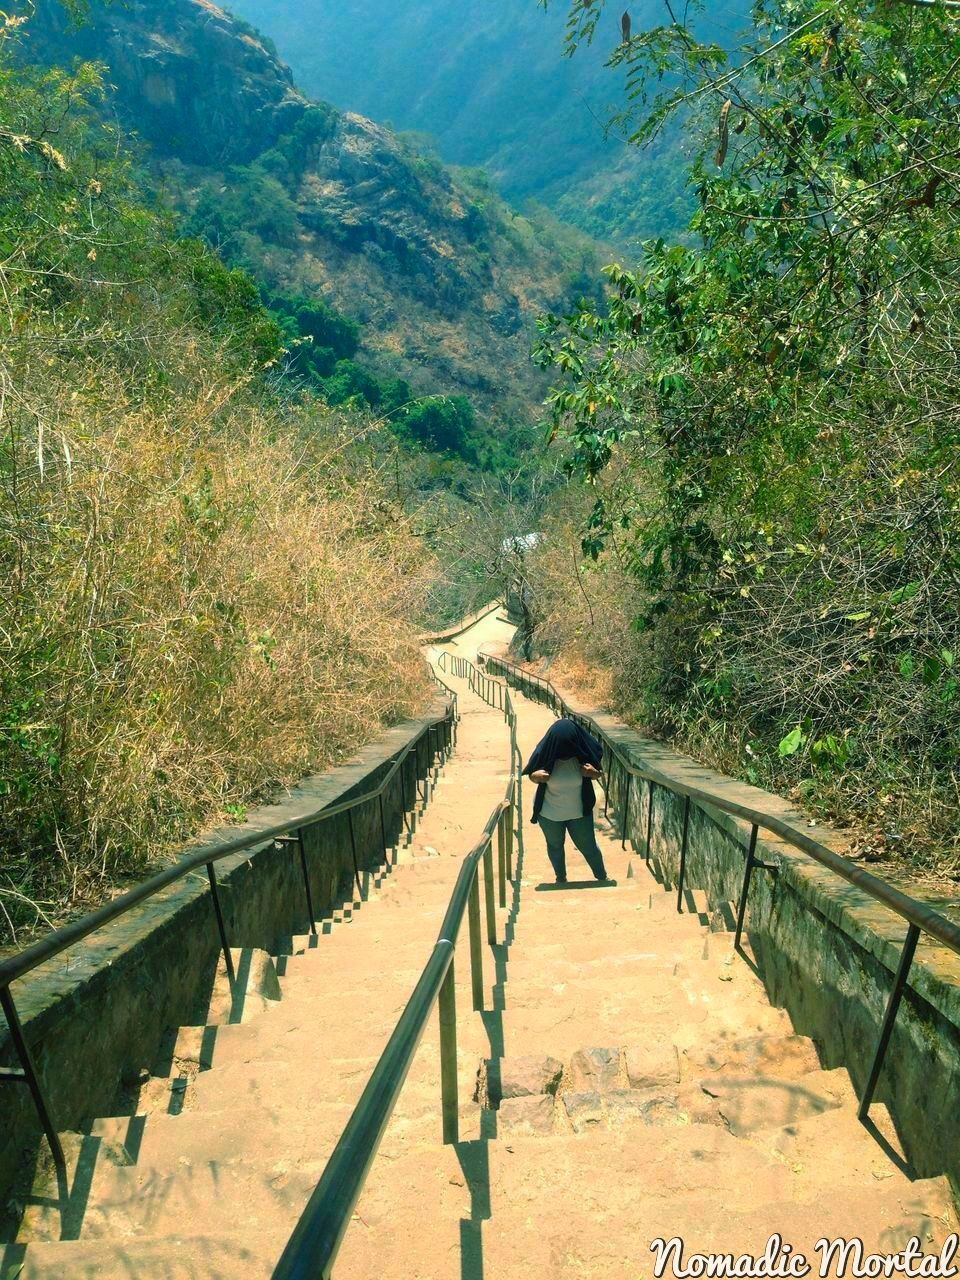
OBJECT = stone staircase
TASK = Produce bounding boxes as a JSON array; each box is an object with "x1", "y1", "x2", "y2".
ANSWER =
[
  {"x1": 0, "y1": 674, "x2": 512, "y2": 1278},
  {"x1": 2, "y1": 628, "x2": 956, "y2": 1279},
  {"x1": 330, "y1": 818, "x2": 957, "y2": 1280}
]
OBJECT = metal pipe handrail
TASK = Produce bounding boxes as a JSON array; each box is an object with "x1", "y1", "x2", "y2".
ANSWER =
[
  {"x1": 273, "y1": 657, "x2": 520, "y2": 1280},
  {"x1": 0, "y1": 704, "x2": 456, "y2": 1177},
  {"x1": 272, "y1": 939, "x2": 456, "y2": 1279},
  {"x1": 483, "y1": 654, "x2": 960, "y2": 956},
  {"x1": 0, "y1": 712, "x2": 451, "y2": 991},
  {"x1": 483, "y1": 650, "x2": 960, "y2": 1122},
  {"x1": 436, "y1": 800, "x2": 510, "y2": 946},
  {"x1": 417, "y1": 598, "x2": 505, "y2": 646}
]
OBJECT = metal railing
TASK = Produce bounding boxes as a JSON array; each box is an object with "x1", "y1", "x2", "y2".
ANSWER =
[
  {"x1": 438, "y1": 650, "x2": 508, "y2": 713},
  {"x1": 273, "y1": 653, "x2": 520, "y2": 1280},
  {"x1": 0, "y1": 705, "x2": 457, "y2": 1180},
  {"x1": 481, "y1": 651, "x2": 960, "y2": 1123}
]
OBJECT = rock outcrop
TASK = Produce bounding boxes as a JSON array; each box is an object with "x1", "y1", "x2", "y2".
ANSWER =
[
  {"x1": 20, "y1": 0, "x2": 601, "y2": 414},
  {"x1": 28, "y1": 0, "x2": 307, "y2": 164}
]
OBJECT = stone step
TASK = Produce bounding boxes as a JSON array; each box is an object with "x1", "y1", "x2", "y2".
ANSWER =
[
  {"x1": 499, "y1": 962, "x2": 790, "y2": 1021},
  {"x1": 497, "y1": 997, "x2": 793, "y2": 1063},
  {"x1": 744, "y1": 1093, "x2": 917, "y2": 1188},
  {"x1": 17, "y1": 1150, "x2": 320, "y2": 1246},
  {"x1": 500, "y1": 930, "x2": 725, "y2": 978},
  {"x1": 481, "y1": 1033, "x2": 826, "y2": 1113},
  {"x1": 201, "y1": 948, "x2": 282, "y2": 1026},
  {"x1": 330, "y1": 1128, "x2": 958, "y2": 1280},
  {"x1": 646, "y1": 885, "x2": 710, "y2": 915},
  {"x1": 80, "y1": 1050, "x2": 482, "y2": 1147},
  {"x1": 690, "y1": 1065, "x2": 854, "y2": 1133},
  {"x1": 664, "y1": 895, "x2": 739, "y2": 933},
  {"x1": 164, "y1": 991, "x2": 496, "y2": 1079},
  {"x1": 20, "y1": 1095, "x2": 484, "y2": 1246},
  {"x1": 11, "y1": 1086, "x2": 954, "y2": 1276},
  {"x1": 482, "y1": 1052, "x2": 854, "y2": 1138},
  {"x1": 221, "y1": 950, "x2": 496, "y2": 1023},
  {"x1": 681, "y1": 1030, "x2": 823, "y2": 1081},
  {"x1": 177, "y1": 1051, "x2": 473, "y2": 1116},
  {"x1": 2, "y1": 1234, "x2": 282, "y2": 1280}
]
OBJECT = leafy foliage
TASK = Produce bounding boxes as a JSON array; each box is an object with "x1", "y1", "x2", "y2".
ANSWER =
[{"x1": 532, "y1": 0, "x2": 960, "y2": 874}]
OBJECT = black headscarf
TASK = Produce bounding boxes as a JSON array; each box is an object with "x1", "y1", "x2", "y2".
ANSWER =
[{"x1": 522, "y1": 718, "x2": 604, "y2": 824}]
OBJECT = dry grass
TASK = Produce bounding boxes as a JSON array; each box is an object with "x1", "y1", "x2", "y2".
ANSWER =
[{"x1": 0, "y1": 338, "x2": 434, "y2": 945}]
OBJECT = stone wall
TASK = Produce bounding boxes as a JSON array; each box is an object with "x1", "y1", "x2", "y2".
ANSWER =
[
  {"x1": 485, "y1": 656, "x2": 960, "y2": 1196},
  {"x1": 0, "y1": 700, "x2": 452, "y2": 1209},
  {"x1": 418, "y1": 600, "x2": 504, "y2": 645}
]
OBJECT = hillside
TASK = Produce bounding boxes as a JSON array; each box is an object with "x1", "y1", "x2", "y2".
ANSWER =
[
  {"x1": 0, "y1": 22, "x2": 438, "y2": 943},
  {"x1": 22, "y1": 0, "x2": 604, "y2": 424},
  {"x1": 226, "y1": 0, "x2": 745, "y2": 247}
]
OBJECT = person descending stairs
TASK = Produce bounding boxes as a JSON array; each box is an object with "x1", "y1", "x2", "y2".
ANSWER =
[
  {"x1": 332, "y1": 621, "x2": 958, "y2": 1280},
  {"x1": 3, "y1": 606, "x2": 957, "y2": 1279},
  {"x1": 1, "y1": 652, "x2": 513, "y2": 1279}
]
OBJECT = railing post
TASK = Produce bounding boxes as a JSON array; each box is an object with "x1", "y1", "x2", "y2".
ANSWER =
[
  {"x1": 676, "y1": 795, "x2": 692, "y2": 912},
  {"x1": 0, "y1": 987, "x2": 66, "y2": 1177},
  {"x1": 645, "y1": 781, "x2": 656, "y2": 863},
  {"x1": 377, "y1": 792, "x2": 390, "y2": 864},
  {"x1": 734, "y1": 824, "x2": 760, "y2": 950},
  {"x1": 347, "y1": 808, "x2": 363, "y2": 897},
  {"x1": 468, "y1": 874, "x2": 484, "y2": 1012},
  {"x1": 505, "y1": 797, "x2": 515, "y2": 881},
  {"x1": 295, "y1": 830, "x2": 317, "y2": 935},
  {"x1": 621, "y1": 771, "x2": 632, "y2": 850},
  {"x1": 497, "y1": 811, "x2": 507, "y2": 908},
  {"x1": 439, "y1": 955, "x2": 459, "y2": 1145},
  {"x1": 400, "y1": 753, "x2": 414, "y2": 837},
  {"x1": 206, "y1": 862, "x2": 236, "y2": 983},
  {"x1": 482, "y1": 839, "x2": 497, "y2": 945},
  {"x1": 421, "y1": 742, "x2": 432, "y2": 804},
  {"x1": 407, "y1": 753, "x2": 417, "y2": 835},
  {"x1": 858, "y1": 923, "x2": 921, "y2": 1120}
]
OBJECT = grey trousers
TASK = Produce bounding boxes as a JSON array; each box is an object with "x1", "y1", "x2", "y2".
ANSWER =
[{"x1": 537, "y1": 814, "x2": 607, "y2": 882}]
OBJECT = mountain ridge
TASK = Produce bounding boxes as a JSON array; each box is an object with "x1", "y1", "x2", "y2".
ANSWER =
[
  {"x1": 224, "y1": 0, "x2": 728, "y2": 246},
  {"x1": 22, "y1": 0, "x2": 604, "y2": 421}
]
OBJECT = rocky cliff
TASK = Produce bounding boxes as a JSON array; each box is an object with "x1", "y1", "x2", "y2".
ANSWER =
[
  {"x1": 28, "y1": 0, "x2": 306, "y2": 164},
  {"x1": 22, "y1": 0, "x2": 601, "y2": 418}
]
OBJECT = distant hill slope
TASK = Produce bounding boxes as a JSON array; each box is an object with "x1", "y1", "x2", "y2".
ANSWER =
[
  {"x1": 225, "y1": 0, "x2": 744, "y2": 247},
  {"x1": 22, "y1": 0, "x2": 604, "y2": 421}
]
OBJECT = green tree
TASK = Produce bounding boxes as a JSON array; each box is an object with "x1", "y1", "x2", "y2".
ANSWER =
[{"x1": 532, "y1": 0, "x2": 960, "y2": 872}]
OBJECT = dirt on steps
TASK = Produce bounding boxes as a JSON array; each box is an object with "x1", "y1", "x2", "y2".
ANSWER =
[{"x1": 4, "y1": 612, "x2": 957, "y2": 1280}]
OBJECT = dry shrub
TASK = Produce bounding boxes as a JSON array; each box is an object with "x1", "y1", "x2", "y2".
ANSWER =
[
  {"x1": 520, "y1": 494, "x2": 644, "y2": 711},
  {"x1": 0, "y1": 339, "x2": 433, "y2": 943},
  {"x1": 523, "y1": 445, "x2": 960, "y2": 880}
]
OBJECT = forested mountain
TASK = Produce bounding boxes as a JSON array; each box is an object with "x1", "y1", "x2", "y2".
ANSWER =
[
  {"x1": 21, "y1": 0, "x2": 603, "y2": 438},
  {"x1": 227, "y1": 0, "x2": 745, "y2": 246}
]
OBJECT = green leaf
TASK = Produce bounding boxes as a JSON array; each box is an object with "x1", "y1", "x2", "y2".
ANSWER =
[
  {"x1": 922, "y1": 656, "x2": 941, "y2": 686},
  {"x1": 777, "y1": 726, "x2": 804, "y2": 757},
  {"x1": 888, "y1": 582, "x2": 921, "y2": 605}
]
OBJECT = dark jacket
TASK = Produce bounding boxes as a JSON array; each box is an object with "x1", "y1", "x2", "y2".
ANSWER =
[{"x1": 522, "y1": 718, "x2": 604, "y2": 824}]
